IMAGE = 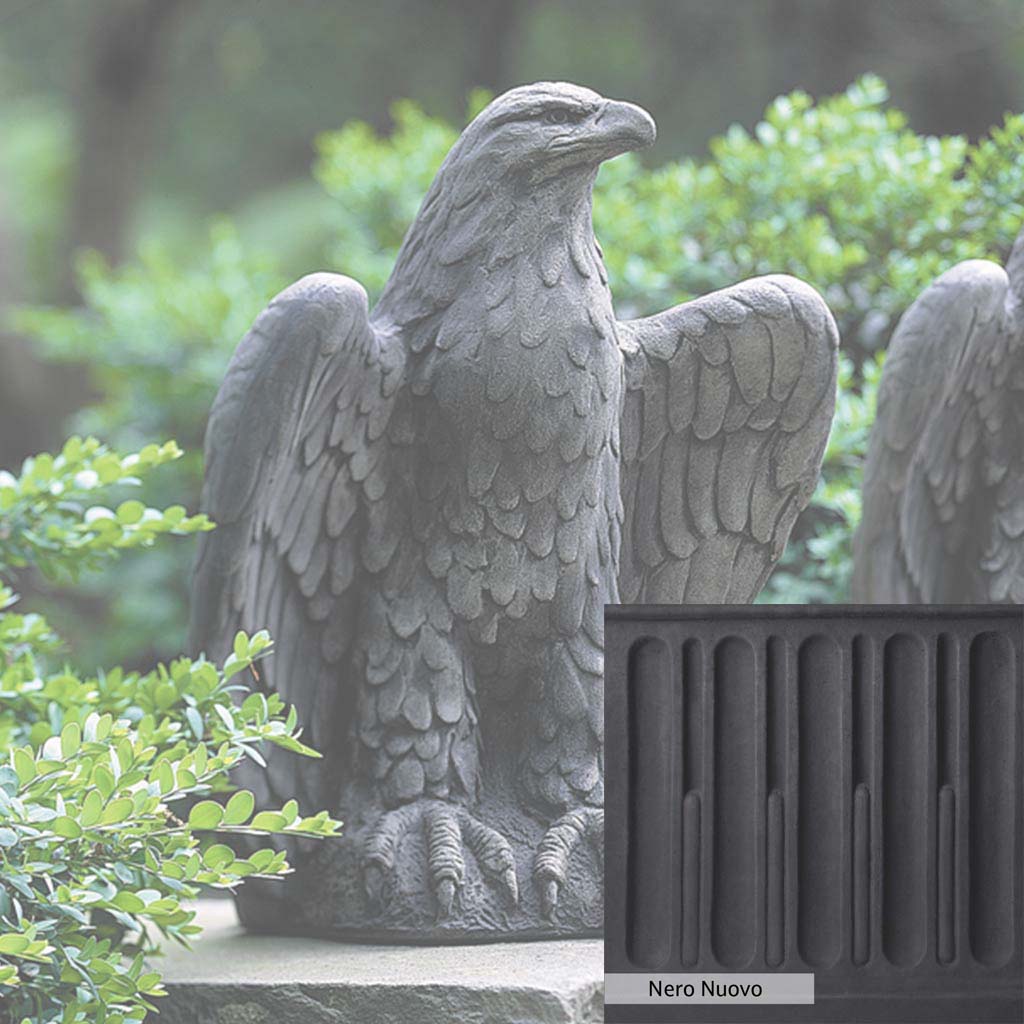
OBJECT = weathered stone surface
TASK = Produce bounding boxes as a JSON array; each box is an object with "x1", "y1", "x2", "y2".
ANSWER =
[
  {"x1": 853, "y1": 224, "x2": 1024, "y2": 603},
  {"x1": 158, "y1": 901, "x2": 604, "y2": 1023},
  {"x1": 190, "y1": 79, "x2": 839, "y2": 940}
]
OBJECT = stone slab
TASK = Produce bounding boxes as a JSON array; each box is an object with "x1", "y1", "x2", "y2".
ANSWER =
[{"x1": 157, "y1": 900, "x2": 604, "y2": 1023}]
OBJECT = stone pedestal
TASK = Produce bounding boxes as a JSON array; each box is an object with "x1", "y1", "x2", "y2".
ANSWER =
[{"x1": 157, "y1": 900, "x2": 604, "y2": 1023}]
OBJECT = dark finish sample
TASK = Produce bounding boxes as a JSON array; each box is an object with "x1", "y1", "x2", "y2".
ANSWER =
[
  {"x1": 189, "y1": 82, "x2": 839, "y2": 941},
  {"x1": 605, "y1": 606, "x2": 1024, "y2": 1023},
  {"x1": 853, "y1": 225, "x2": 1024, "y2": 604}
]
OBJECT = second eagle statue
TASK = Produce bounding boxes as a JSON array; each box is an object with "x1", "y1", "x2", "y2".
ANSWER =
[{"x1": 191, "y1": 82, "x2": 839, "y2": 939}]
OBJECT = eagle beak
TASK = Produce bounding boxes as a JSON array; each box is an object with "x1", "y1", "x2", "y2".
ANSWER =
[{"x1": 592, "y1": 99, "x2": 656, "y2": 155}]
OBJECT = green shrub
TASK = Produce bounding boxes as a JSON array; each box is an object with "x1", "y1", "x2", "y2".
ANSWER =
[
  {"x1": 10, "y1": 228, "x2": 283, "y2": 666},
  {"x1": 596, "y1": 79, "x2": 1022, "y2": 341},
  {"x1": 12, "y1": 224, "x2": 283, "y2": 459},
  {"x1": 0, "y1": 438, "x2": 340, "y2": 1023},
  {"x1": 314, "y1": 98, "x2": 463, "y2": 296},
  {"x1": 759, "y1": 352, "x2": 883, "y2": 603}
]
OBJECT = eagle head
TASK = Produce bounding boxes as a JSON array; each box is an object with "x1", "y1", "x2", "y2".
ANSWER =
[
  {"x1": 456, "y1": 82, "x2": 656, "y2": 184},
  {"x1": 377, "y1": 83, "x2": 655, "y2": 323}
]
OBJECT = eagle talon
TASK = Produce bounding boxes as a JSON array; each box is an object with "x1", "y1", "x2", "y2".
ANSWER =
[
  {"x1": 362, "y1": 799, "x2": 519, "y2": 918},
  {"x1": 534, "y1": 807, "x2": 604, "y2": 920},
  {"x1": 541, "y1": 878, "x2": 560, "y2": 920},
  {"x1": 435, "y1": 877, "x2": 457, "y2": 918},
  {"x1": 363, "y1": 863, "x2": 386, "y2": 904},
  {"x1": 499, "y1": 865, "x2": 519, "y2": 905}
]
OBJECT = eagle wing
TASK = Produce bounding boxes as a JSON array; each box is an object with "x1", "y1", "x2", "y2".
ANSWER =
[
  {"x1": 190, "y1": 273, "x2": 404, "y2": 811},
  {"x1": 617, "y1": 274, "x2": 838, "y2": 603},
  {"x1": 852, "y1": 259, "x2": 1014, "y2": 602}
]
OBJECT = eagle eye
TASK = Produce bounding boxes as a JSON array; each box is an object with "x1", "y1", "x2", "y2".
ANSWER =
[{"x1": 542, "y1": 108, "x2": 580, "y2": 126}]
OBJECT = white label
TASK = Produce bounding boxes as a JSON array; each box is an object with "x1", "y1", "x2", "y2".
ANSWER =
[{"x1": 604, "y1": 973, "x2": 815, "y2": 1004}]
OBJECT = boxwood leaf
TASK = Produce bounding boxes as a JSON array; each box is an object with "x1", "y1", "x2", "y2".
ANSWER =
[
  {"x1": 223, "y1": 790, "x2": 254, "y2": 826},
  {"x1": 187, "y1": 800, "x2": 224, "y2": 830}
]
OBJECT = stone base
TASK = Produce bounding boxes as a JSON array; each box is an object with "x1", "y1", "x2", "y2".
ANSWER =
[
  {"x1": 157, "y1": 900, "x2": 604, "y2": 1023},
  {"x1": 236, "y1": 722, "x2": 603, "y2": 941}
]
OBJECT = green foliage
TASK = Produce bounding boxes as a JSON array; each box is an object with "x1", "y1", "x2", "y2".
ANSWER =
[
  {"x1": 962, "y1": 111, "x2": 1024, "y2": 248},
  {"x1": 12, "y1": 223, "x2": 283, "y2": 456},
  {"x1": 592, "y1": 75, "x2": 1024, "y2": 345},
  {"x1": 0, "y1": 435, "x2": 215, "y2": 669},
  {"x1": 0, "y1": 441, "x2": 340, "y2": 1023},
  {"x1": 312, "y1": 90, "x2": 492, "y2": 296},
  {"x1": 10, "y1": 228, "x2": 282, "y2": 665},
  {"x1": 0, "y1": 437, "x2": 210, "y2": 581},
  {"x1": 314, "y1": 99, "x2": 462, "y2": 296},
  {"x1": 761, "y1": 352, "x2": 883, "y2": 603}
]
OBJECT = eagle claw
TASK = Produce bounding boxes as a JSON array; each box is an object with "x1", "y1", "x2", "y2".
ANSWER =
[
  {"x1": 362, "y1": 800, "x2": 518, "y2": 919},
  {"x1": 534, "y1": 807, "x2": 603, "y2": 920}
]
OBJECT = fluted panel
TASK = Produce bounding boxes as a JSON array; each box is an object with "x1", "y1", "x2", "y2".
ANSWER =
[
  {"x1": 625, "y1": 637, "x2": 672, "y2": 968},
  {"x1": 882, "y1": 632, "x2": 928, "y2": 967},
  {"x1": 797, "y1": 634, "x2": 843, "y2": 967},
  {"x1": 851, "y1": 634, "x2": 873, "y2": 967},
  {"x1": 765, "y1": 635, "x2": 787, "y2": 969},
  {"x1": 680, "y1": 638, "x2": 702, "y2": 966},
  {"x1": 711, "y1": 636, "x2": 756, "y2": 967},
  {"x1": 969, "y1": 632, "x2": 1015, "y2": 967},
  {"x1": 936, "y1": 633, "x2": 958, "y2": 966}
]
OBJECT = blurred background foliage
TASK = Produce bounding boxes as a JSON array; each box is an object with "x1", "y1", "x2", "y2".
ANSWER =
[{"x1": 1, "y1": 0, "x2": 1023, "y2": 666}]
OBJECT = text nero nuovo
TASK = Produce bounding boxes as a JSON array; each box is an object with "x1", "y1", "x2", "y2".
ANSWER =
[{"x1": 650, "y1": 978, "x2": 764, "y2": 1000}]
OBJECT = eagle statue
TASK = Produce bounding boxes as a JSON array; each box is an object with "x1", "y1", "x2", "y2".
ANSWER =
[
  {"x1": 190, "y1": 82, "x2": 839, "y2": 940},
  {"x1": 853, "y1": 225, "x2": 1024, "y2": 603}
]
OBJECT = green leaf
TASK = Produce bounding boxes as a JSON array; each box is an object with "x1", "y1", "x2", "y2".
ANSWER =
[
  {"x1": 80, "y1": 789, "x2": 103, "y2": 826},
  {"x1": 60, "y1": 722, "x2": 81, "y2": 758},
  {"x1": 280, "y1": 799, "x2": 298, "y2": 825},
  {"x1": 156, "y1": 760, "x2": 175, "y2": 795},
  {"x1": 0, "y1": 766, "x2": 18, "y2": 795},
  {"x1": 110, "y1": 891, "x2": 145, "y2": 914},
  {"x1": 93, "y1": 765, "x2": 116, "y2": 800},
  {"x1": 203, "y1": 843, "x2": 235, "y2": 869},
  {"x1": 0, "y1": 934, "x2": 30, "y2": 955},
  {"x1": 249, "y1": 630, "x2": 272, "y2": 654},
  {"x1": 213, "y1": 704, "x2": 236, "y2": 731},
  {"x1": 12, "y1": 749, "x2": 35, "y2": 785},
  {"x1": 222, "y1": 654, "x2": 246, "y2": 680},
  {"x1": 241, "y1": 691, "x2": 268, "y2": 721},
  {"x1": 240, "y1": 743, "x2": 267, "y2": 768},
  {"x1": 115, "y1": 499, "x2": 145, "y2": 524},
  {"x1": 249, "y1": 811, "x2": 287, "y2": 833},
  {"x1": 233, "y1": 631, "x2": 249, "y2": 660},
  {"x1": 52, "y1": 816, "x2": 82, "y2": 839},
  {"x1": 185, "y1": 706, "x2": 204, "y2": 740},
  {"x1": 223, "y1": 789, "x2": 254, "y2": 826},
  {"x1": 137, "y1": 970, "x2": 163, "y2": 993},
  {"x1": 187, "y1": 800, "x2": 224, "y2": 830},
  {"x1": 100, "y1": 798, "x2": 133, "y2": 825}
]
